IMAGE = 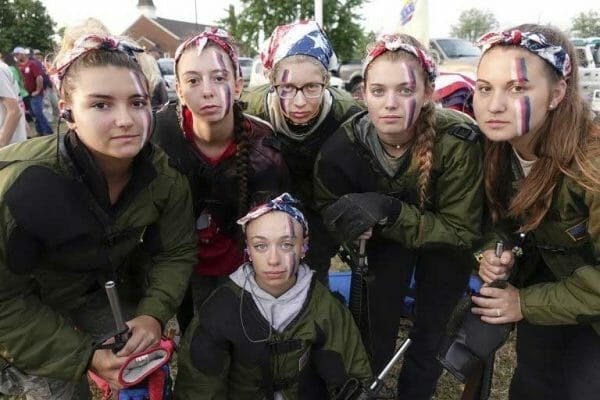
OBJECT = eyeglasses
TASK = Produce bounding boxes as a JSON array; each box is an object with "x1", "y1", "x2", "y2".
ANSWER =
[{"x1": 273, "y1": 82, "x2": 325, "y2": 99}]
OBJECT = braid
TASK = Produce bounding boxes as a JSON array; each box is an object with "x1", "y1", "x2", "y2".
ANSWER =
[
  {"x1": 413, "y1": 102, "x2": 436, "y2": 211},
  {"x1": 233, "y1": 101, "x2": 251, "y2": 217}
]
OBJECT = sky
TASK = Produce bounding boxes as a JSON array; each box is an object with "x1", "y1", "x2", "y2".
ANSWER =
[{"x1": 42, "y1": 0, "x2": 595, "y2": 38}]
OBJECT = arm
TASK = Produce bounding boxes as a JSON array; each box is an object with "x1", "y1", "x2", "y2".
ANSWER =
[
  {"x1": 312, "y1": 287, "x2": 372, "y2": 395},
  {"x1": 379, "y1": 139, "x2": 484, "y2": 249},
  {"x1": 136, "y1": 173, "x2": 197, "y2": 324},
  {"x1": 0, "y1": 97, "x2": 21, "y2": 147},
  {"x1": 0, "y1": 203, "x2": 95, "y2": 380},
  {"x1": 519, "y1": 185, "x2": 600, "y2": 325},
  {"x1": 174, "y1": 314, "x2": 229, "y2": 399}
]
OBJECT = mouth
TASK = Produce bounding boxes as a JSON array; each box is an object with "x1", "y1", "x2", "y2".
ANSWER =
[
  {"x1": 381, "y1": 115, "x2": 402, "y2": 120},
  {"x1": 264, "y1": 271, "x2": 286, "y2": 279},
  {"x1": 112, "y1": 134, "x2": 140, "y2": 140},
  {"x1": 200, "y1": 104, "x2": 221, "y2": 112},
  {"x1": 290, "y1": 111, "x2": 310, "y2": 119},
  {"x1": 485, "y1": 120, "x2": 510, "y2": 128}
]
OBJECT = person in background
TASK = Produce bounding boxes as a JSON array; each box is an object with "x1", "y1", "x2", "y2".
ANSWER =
[
  {"x1": 32, "y1": 49, "x2": 60, "y2": 123},
  {"x1": 471, "y1": 25, "x2": 600, "y2": 400},
  {"x1": 0, "y1": 57, "x2": 27, "y2": 146},
  {"x1": 13, "y1": 46, "x2": 53, "y2": 135},
  {"x1": 174, "y1": 193, "x2": 372, "y2": 400},
  {"x1": 242, "y1": 20, "x2": 364, "y2": 285},
  {"x1": 152, "y1": 28, "x2": 288, "y2": 332},
  {"x1": 314, "y1": 33, "x2": 483, "y2": 399}
]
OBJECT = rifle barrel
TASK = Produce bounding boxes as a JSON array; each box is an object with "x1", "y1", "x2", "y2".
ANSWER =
[
  {"x1": 370, "y1": 338, "x2": 412, "y2": 390},
  {"x1": 105, "y1": 281, "x2": 129, "y2": 343}
]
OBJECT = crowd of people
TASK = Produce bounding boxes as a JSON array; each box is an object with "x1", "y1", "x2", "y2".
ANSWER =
[{"x1": 0, "y1": 16, "x2": 598, "y2": 400}]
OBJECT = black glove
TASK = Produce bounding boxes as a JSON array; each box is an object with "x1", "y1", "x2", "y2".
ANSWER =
[
  {"x1": 437, "y1": 280, "x2": 513, "y2": 382},
  {"x1": 322, "y1": 192, "x2": 401, "y2": 243}
]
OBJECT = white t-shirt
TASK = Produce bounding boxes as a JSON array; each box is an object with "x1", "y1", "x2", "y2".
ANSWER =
[{"x1": 0, "y1": 62, "x2": 27, "y2": 145}]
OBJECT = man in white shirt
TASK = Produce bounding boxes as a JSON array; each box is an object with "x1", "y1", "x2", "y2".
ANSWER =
[{"x1": 0, "y1": 60, "x2": 27, "y2": 147}]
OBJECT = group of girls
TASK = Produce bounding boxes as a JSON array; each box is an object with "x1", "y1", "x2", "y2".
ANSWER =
[{"x1": 0, "y1": 13, "x2": 597, "y2": 400}]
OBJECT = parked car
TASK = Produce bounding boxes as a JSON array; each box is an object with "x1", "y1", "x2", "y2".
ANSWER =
[
  {"x1": 428, "y1": 37, "x2": 480, "y2": 78},
  {"x1": 238, "y1": 57, "x2": 253, "y2": 86},
  {"x1": 156, "y1": 57, "x2": 177, "y2": 101}
]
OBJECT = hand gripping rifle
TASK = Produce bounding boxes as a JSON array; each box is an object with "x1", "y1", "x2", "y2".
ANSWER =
[
  {"x1": 335, "y1": 338, "x2": 412, "y2": 400},
  {"x1": 93, "y1": 281, "x2": 130, "y2": 352}
]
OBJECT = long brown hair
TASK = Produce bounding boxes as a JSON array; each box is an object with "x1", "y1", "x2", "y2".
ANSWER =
[
  {"x1": 364, "y1": 35, "x2": 436, "y2": 211},
  {"x1": 484, "y1": 24, "x2": 600, "y2": 230}
]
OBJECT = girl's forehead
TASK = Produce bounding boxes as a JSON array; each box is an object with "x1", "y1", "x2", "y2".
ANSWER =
[
  {"x1": 246, "y1": 211, "x2": 303, "y2": 237},
  {"x1": 179, "y1": 46, "x2": 234, "y2": 72},
  {"x1": 276, "y1": 59, "x2": 323, "y2": 79},
  {"x1": 479, "y1": 47, "x2": 544, "y2": 72}
]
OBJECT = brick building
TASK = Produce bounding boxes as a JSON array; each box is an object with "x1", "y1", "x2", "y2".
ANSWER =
[{"x1": 123, "y1": 0, "x2": 209, "y2": 57}]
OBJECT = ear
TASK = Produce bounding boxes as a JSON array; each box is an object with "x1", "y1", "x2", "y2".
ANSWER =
[
  {"x1": 233, "y1": 76, "x2": 244, "y2": 100},
  {"x1": 301, "y1": 237, "x2": 309, "y2": 258},
  {"x1": 549, "y1": 79, "x2": 567, "y2": 109},
  {"x1": 58, "y1": 99, "x2": 76, "y2": 130}
]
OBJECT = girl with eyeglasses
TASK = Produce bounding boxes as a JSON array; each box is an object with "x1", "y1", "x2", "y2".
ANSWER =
[
  {"x1": 314, "y1": 33, "x2": 484, "y2": 399},
  {"x1": 243, "y1": 21, "x2": 364, "y2": 286},
  {"x1": 471, "y1": 24, "x2": 600, "y2": 399},
  {"x1": 152, "y1": 29, "x2": 288, "y2": 333},
  {"x1": 174, "y1": 193, "x2": 371, "y2": 400}
]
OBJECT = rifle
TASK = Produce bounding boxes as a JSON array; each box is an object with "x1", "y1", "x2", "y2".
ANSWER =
[
  {"x1": 339, "y1": 239, "x2": 373, "y2": 334},
  {"x1": 335, "y1": 338, "x2": 412, "y2": 400},
  {"x1": 460, "y1": 241, "x2": 506, "y2": 400},
  {"x1": 103, "y1": 280, "x2": 130, "y2": 352}
]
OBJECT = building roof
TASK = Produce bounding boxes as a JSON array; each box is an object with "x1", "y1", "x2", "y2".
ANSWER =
[{"x1": 154, "y1": 17, "x2": 209, "y2": 40}]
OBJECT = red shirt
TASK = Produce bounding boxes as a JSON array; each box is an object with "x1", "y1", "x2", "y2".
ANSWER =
[
  {"x1": 18, "y1": 59, "x2": 43, "y2": 96},
  {"x1": 184, "y1": 108, "x2": 245, "y2": 276}
]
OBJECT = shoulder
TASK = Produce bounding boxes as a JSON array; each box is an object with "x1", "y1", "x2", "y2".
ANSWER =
[
  {"x1": 147, "y1": 142, "x2": 190, "y2": 188},
  {"x1": 433, "y1": 108, "x2": 480, "y2": 143},
  {"x1": 329, "y1": 87, "x2": 365, "y2": 121},
  {"x1": 320, "y1": 111, "x2": 364, "y2": 157},
  {"x1": 241, "y1": 85, "x2": 270, "y2": 119},
  {"x1": 198, "y1": 280, "x2": 243, "y2": 319}
]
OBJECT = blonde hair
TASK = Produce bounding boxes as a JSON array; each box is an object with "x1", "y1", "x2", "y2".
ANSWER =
[
  {"x1": 364, "y1": 36, "x2": 436, "y2": 211},
  {"x1": 270, "y1": 54, "x2": 329, "y2": 84}
]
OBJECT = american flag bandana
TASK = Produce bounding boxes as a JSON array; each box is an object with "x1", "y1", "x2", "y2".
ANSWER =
[
  {"x1": 261, "y1": 20, "x2": 338, "y2": 72},
  {"x1": 174, "y1": 27, "x2": 239, "y2": 78},
  {"x1": 237, "y1": 192, "x2": 309, "y2": 236},
  {"x1": 363, "y1": 33, "x2": 437, "y2": 84},
  {"x1": 477, "y1": 30, "x2": 572, "y2": 78},
  {"x1": 52, "y1": 34, "x2": 143, "y2": 92}
]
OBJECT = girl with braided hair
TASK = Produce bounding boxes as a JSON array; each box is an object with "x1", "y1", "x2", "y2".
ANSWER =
[
  {"x1": 313, "y1": 33, "x2": 484, "y2": 399},
  {"x1": 152, "y1": 28, "x2": 288, "y2": 332}
]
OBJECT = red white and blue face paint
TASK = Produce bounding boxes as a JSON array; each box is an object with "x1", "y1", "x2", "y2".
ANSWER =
[
  {"x1": 129, "y1": 71, "x2": 152, "y2": 147},
  {"x1": 213, "y1": 51, "x2": 234, "y2": 118},
  {"x1": 285, "y1": 215, "x2": 300, "y2": 279},
  {"x1": 278, "y1": 69, "x2": 292, "y2": 114},
  {"x1": 402, "y1": 63, "x2": 418, "y2": 130},
  {"x1": 511, "y1": 58, "x2": 532, "y2": 136}
]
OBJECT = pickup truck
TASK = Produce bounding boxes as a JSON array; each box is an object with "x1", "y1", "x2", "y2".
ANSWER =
[{"x1": 337, "y1": 37, "x2": 481, "y2": 98}]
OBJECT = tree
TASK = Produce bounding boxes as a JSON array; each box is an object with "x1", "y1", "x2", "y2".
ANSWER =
[
  {"x1": 571, "y1": 10, "x2": 600, "y2": 37},
  {"x1": 0, "y1": 0, "x2": 55, "y2": 54},
  {"x1": 219, "y1": 0, "x2": 367, "y2": 62},
  {"x1": 450, "y1": 8, "x2": 498, "y2": 42}
]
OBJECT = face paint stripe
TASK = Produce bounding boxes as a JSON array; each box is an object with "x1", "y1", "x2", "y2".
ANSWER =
[
  {"x1": 279, "y1": 69, "x2": 291, "y2": 114},
  {"x1": 405, "y1": 98, "x2": 416, "y2": 130},
  {"x1": 211, "y1": 51, "x2": 229, "y2": 120},
  {"x1": 519, "y1": 58, "x2": 528, "y2": 81},
  {"x1": 523, "y1": 96, "x2": 531, "y2": 133},
  {"x1": 129, "y1": 71, "x2": 151, "y2": 147},
  {"x1": 224, "y1": 84, "x2": 231, "y2": 117}
]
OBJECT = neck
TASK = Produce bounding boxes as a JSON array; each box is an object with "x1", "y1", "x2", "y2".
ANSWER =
[
  {"x1": 510, "y1": 132, "x2": 538, "y2": 161},
  {"x1": 377, "y1": 128, "x2": 415, "y2": 158},
  {"x1": 191, "y1": 112, "x2": 235, "y2": 155},
  {"x1": 90, "y1": 151, "x2": 133, "y2": 204}
]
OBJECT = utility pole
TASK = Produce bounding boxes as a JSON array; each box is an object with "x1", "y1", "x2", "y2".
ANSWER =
[{"x1": 314, "y1": 0, "x2": 323, "y2": 27}]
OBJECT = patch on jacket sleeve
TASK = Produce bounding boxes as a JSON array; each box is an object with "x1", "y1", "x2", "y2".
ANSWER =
[{"x1": 565, "y1": 219, "x2": 589, "y2": 241}]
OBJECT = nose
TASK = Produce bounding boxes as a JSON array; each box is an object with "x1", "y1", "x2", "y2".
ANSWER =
[
  {"x1": 201, "y1": 79, "x2": 214, "y2": 98},
  {"x1": 115, "y1": 104, "x2": 135, "y2": 129},
  {"x1": 384, "y1": 91, "x2": 399, "y2": 109},
  {"x1": 292, "y1": 90, "x2": 307, "y2": 107},
  {"x1": 267, "y1": 245, "x2": 280, "y2": 266},
  {"x1": 488, "y1": 91, "x2": 507, "y2": 113}
]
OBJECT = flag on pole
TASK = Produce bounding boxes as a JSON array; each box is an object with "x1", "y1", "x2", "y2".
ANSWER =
[{"x1": 400, "y1": 0, "x2": 417, "y2": 26}]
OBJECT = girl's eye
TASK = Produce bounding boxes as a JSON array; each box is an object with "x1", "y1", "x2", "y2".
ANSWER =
[
  {"x1": 132, "y1": 99, "x2": 148, "y2": 108},
  {"x1": 214, "y1": 75, "x2": 226, "y2": 82},
  {"x1": 254, "y1": 243, "x2": 267, "y2": 251},
  {"x1": 92, "y1": 102, "x2": 108, "y2": 110},
  {"x1": 281, "y1": 242, "x2": 294, "y2": 250},
  {"x1": 370, "y1": 88, "x2": 384, "y2": 96},
  {"x1": 399, "y1": 87, "x2": 414, "y2": 95},
  {"x1": 510, "y1": 85, "x2": 525, "y2": 93},
  {"x1": 476, "y1": 85, "x2": 491, "y2": 94},
  {"x1": 187, "y1": 78, "x2": 199, "y2": 85}
]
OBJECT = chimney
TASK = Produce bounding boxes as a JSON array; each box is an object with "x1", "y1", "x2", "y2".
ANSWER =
[{"x1": 137, "y1": 0, "x2": 157, "y2": 19}]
